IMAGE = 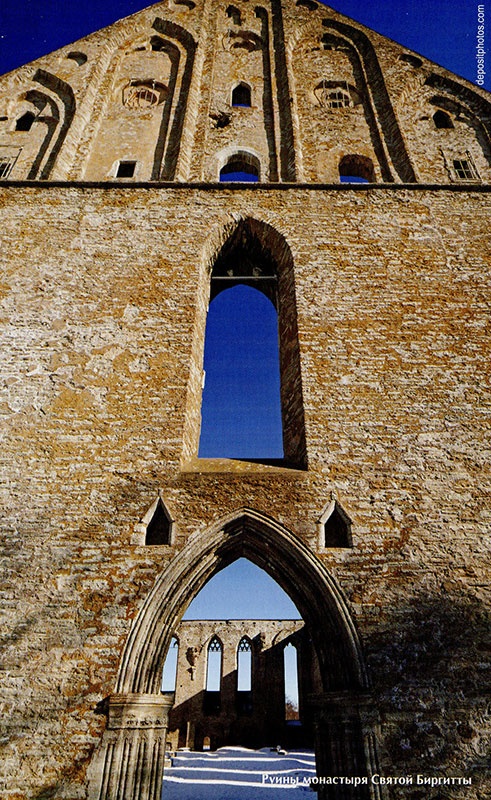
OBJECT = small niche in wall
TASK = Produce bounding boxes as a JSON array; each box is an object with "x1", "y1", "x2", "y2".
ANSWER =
[
  {"x1": 318, "y1": 500, "x2": 352, "y2": 548},
  {"x1": 433, "y1": 109, "x2": 454, "y2": 129},
  {"x1": 66, "y1": 51, "x2": 87, "y2": 66},
  {"x1": 145, "y1": 498, "x2": 173, "y2": 546},
  {"x1": 15, "y1": 111, "x2": 35, "y2": 131},
  {"x1": 398, "y1": 53, "x2": 423, "y2": 68}
]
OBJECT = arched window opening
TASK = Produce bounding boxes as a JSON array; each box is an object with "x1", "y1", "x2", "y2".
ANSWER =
[
  {"x1": 203, "y1": 735, "x2": 211, "y2": 751},
  {"x1": 226, "y1": 5, "x2": 242, "y2": 24},
  {"x1": 236, "y1": 637, "x2": 253, "y2": 715},
  {"x1": 220, "y1": 152, "x2": 260, "y2": 182},
  {"x1": 145, "y1": 498, "x2": 172, "y2": 545},
  {"x1": 339, "y1": 154, "x2": 375, "y2": 183},
  {"x1": 196, "y1": 219, "x2": 306, "y2": 466},
  {"x1": 15, "y1": 111, "x2": 35, "y2": 131},
  {"x1": 433, "y1": 109, "x2": 454, "y2": 129},
  {"x1": 284, "y1": 643, "x2": 300, "y2": 723},
  {"x1": 232, "y1": 82, "x2": 252, "y2": 107},
  {"x1": 398, "y1": 53, "x2": 423, "y2": 68},
  {"x1": 161, "y1": 637, "x2": 179, "y2": 692},
  {"x1": 204, "y1": 637, "x2": 222, "y2": 714},
  {"x1": 323, "y1": 501, "x2": 352, "y2": 547},
  {"x1": 66, "y1": 51, "x2": 87, "y2": 66},
  {"x1": 198, "y1": 286, "x2": 283, "y2": 459}
]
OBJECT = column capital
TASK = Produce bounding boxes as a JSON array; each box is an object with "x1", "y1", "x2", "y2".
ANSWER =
[{"x1": 107, "y1": 692, "x2": 174, "y2": 730}]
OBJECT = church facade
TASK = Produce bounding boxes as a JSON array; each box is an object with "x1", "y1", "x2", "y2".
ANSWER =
[{"x1": 0, "y1": 1, "x2": 490, "y2": 798}]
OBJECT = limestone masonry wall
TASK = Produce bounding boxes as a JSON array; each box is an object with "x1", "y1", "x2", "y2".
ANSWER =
[
  {"x1": 0, "y1": 185, "x2": 490, "y2": 798},
  {"x1": 0, "y1": 0, "x2": 490, "y2": 797}
]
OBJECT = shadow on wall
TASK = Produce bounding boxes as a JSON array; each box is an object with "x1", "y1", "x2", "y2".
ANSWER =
[{"x1": 364, "y1": 590, "x2": 490, "y2": 785}]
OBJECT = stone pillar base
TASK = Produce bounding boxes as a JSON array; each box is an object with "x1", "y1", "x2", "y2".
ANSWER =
[{"x1": 87, "y1": 693, "x2": 174, "y2": 800}]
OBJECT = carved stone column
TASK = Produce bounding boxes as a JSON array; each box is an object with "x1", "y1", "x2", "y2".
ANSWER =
[
  {"x1": 87, "y1": 693, "x2": 174, "y2": 800},
  {"x1": 307, "y1": 692, "x2": 384, "y2": 800}
]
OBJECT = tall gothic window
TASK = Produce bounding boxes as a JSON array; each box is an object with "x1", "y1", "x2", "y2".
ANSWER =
[
  {"x1": 196, "y1": 219, "x2": 307, "y2": 467},
  {"x1": 284, "y1": 643, "x2": 300, "y2": 722},
  {"x1": 204, "y1": 636, "x2": 222, "y2": 714}
]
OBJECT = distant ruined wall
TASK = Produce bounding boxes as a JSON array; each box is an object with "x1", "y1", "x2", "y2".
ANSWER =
[{"x1": 165, "y1": 619, "x2": 314, "y2": 752}]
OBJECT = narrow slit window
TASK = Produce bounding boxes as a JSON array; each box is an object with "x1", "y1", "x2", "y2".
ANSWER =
[
  {"x1": 161, "y1": 637, "x2": 179, "y2": 692},
  {"x1": 284, "y1": 643, "x2": 300, "y2": 722},
  {"x1": 205, "y1": 637, "x2": 222, "y2": 691},
  {"x1": 204, "y1": 636, "x2": 222, "y2": 715},
  {"x1": 237, "y1": 637, "x2": 252, "y2": 691}
]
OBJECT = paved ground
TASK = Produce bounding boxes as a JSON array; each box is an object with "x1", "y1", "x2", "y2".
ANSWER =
[{"x1": 162, "y1": 746, "x2": 316, "y2": 798}]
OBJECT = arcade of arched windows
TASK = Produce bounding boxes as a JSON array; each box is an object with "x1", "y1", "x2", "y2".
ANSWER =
[{"x1": 163, "y1": 620, "x2": 318, "y2": 753}]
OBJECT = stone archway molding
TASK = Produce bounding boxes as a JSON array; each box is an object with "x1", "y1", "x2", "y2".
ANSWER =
[
  {"x1": 116, "y1": 507, "x2": 369, "y2": 695},
  {"x1": 88, "y1": 508, "x2": 377, "y2": 800}
]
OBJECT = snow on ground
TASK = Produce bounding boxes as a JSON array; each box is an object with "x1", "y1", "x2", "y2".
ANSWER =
[{"x1": 162, "y1": 746, "x2": 316, "y2": 799}]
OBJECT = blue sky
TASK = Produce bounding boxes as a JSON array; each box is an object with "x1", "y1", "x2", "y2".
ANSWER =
[
  {"x1": 0, "y1": 0, "x2": 488, "y2": 90},
  {"x1": 199, "y1": 286, "x2": 283, "y2": 459},
  {"x1": 184, "y1": 559, "x2": 300, "y2": 619}
]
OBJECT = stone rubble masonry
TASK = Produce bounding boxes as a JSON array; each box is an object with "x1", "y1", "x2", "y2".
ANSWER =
[{"x1": 0, "y1": 0, "x2": 490, "y2": 798}]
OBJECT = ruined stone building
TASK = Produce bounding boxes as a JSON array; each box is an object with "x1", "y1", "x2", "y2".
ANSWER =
[
  {"x1": 163, "y1": 619, "x2": 318, "y2": 752},
  {"x1": 0, "y1": 0, "x2": 490, "y2": 798}
]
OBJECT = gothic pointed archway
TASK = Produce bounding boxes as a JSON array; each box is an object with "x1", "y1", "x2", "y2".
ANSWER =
[{"x1": 88, "y1": 509, "x2": 379, "y2": 800}]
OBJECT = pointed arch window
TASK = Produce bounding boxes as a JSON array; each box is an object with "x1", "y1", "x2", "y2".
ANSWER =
[
  {"x1": 284, "y1": 643, "x2": 300, "y2": 722},
  {"x1": 236, "y1": 637, "x2": 253, "y2": 714},
  {"x1": 232, "y1": 82, "x2": 252, "y2": 107},
  {"x1": 196, "y1": 219, "x2": 307, "y2": 467},
  {"x1": 204, "y1": 636, "x2": 222, "y2": 714},
  {"x1": 145, "y1": 497, "x2": 173, "y2": 545},
  {"x1": 319, "y1": 500, "x2": 352, "y2": 548}
]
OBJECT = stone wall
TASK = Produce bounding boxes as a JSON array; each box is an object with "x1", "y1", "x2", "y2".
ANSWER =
[
  {"x1": 1, "y1": 0, "x2": 491, "y2": 184},
  {"x1": 165, "y1": 619, "x2": 312, "y2": 751},
  {"x1": 0, "y1": 183, "x2": 489, "y2": 798}
]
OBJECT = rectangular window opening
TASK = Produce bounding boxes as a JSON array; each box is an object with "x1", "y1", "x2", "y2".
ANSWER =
[
  {"x1": 452, "y1": 157, "x2": 480, "y2": 182},
  {"x1": 116, "y1": 160, "x2": 137, "y2": 178}
]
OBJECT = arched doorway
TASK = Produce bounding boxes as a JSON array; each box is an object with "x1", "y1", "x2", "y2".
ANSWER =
[{"x1": 87, "y1": 509, "x2": 377, "y2": 799}]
